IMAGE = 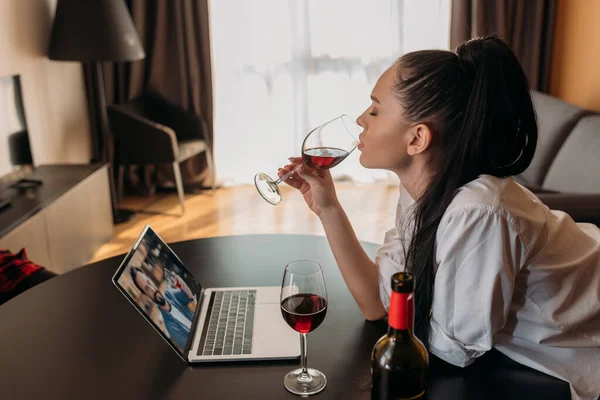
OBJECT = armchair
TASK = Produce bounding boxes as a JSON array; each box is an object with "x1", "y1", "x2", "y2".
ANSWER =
[{"x1": 107, "y1": 91, "x2": 215, "y2": 215}]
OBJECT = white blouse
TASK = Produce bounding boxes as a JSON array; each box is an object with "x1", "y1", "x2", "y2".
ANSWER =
[{"x1": 375, "y1": 175, "x2": 600, "y2": 400}]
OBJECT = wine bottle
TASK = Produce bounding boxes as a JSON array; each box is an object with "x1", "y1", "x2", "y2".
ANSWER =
[{"x1": 371, "y1": 272, "x2": 429, "y2": 399}]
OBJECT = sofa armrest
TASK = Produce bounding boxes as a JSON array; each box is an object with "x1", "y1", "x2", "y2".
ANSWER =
[{"x1": 536, "y1": 192, "x2": 600, "y2": 226}]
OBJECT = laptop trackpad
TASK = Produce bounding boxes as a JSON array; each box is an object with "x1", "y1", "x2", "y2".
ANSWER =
[{"x1": 252, "y1": 303, "x2": 300, "y2": 358}]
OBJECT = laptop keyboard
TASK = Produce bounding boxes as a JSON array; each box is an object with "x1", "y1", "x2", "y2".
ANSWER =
[{"x1": 201, "y1": 290, "x2": 256, "y2": 356}]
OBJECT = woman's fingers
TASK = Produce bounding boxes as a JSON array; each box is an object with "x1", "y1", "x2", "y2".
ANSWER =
[
  {"x1": 278, "y1": 158, "x2": 324, "y2": 190},
  {"x1": 279, "y1": 164, "x2": 299, "y2": 179},
  {"x1": 300, "y1": 164, "x2": 324, "y2": 179},
  {"x1": 298, "y1": 165, "x2": 322, "y2": 184},
  {"x1": 278, "y1": 167, "x2": 304, "y2": 190}
]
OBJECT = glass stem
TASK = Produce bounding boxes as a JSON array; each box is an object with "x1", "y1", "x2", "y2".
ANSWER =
[
  {"x1": 299, "y1": 332, "x2": 310, "y2": 380},
  {"x1": 274, "y1": 164, "x2": 302, "y2": 185}
]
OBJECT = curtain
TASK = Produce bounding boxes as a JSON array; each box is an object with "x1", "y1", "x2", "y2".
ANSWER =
[
  {"x1": 450, "y1": 0, "x2": 557, "y2": 92},
  {"x1": 87, "y1": 0, "x2": 214, "y2": 193},
  {"x1": 210, "y1": 0, "x2": 451, "y2": 186}
]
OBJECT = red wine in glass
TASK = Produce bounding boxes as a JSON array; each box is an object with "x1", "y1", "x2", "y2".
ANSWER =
[
  {"x1": 281, "y1": 293, "x2": 328, "y2": 334},
  {"x1": 280, "y1": 260, "x2": 328, "y2": 396},
  {"x1": 302, "y1": 147, "x2": 350, "y2": 170}
]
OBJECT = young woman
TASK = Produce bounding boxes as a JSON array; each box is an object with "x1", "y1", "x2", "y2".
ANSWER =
[{"x1": 279, "y1": 35, "x2": 600, "y2": 400}]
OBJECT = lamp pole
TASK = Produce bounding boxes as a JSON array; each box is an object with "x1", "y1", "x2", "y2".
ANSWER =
[
  {"x1": 48, "y1": 0, "x2": 145, "y2": 224},
  {"x1": 84, "y1": 61, "x2": 134, "y2": 223}
]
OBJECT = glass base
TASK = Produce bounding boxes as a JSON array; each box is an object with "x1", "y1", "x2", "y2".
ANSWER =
[
  {"x1": 283, "y1": 368, "x2": 327, "y2": 396},
  {"x1": 254, "y1": 173, "x2": 282, "y2": 205}
]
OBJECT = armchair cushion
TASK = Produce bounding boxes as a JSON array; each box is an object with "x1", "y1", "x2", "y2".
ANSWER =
[{"x1": 177, "y1": 140, "x2": 208, "y2": 163}]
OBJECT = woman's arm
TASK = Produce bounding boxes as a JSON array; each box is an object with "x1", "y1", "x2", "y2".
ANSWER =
[
  {"x1": 319, "y1": 204, "x2": 387, "y2": 321},
  {"x1": 278, "y1": 159, "x2": 386, "y2": 320}
]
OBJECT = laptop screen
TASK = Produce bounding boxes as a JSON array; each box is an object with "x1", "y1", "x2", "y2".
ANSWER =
[{"x1": 113, "y1": 226, "x2": 202, "y2": 356}]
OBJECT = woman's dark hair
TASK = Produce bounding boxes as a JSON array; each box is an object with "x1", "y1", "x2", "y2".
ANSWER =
[{"x1": 393, "y1": 35, "x2": 537, "y2": 343}]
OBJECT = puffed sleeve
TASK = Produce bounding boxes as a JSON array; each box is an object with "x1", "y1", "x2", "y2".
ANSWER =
[
  {"x1": 375, "y1": 227, "x2": 408, "y2": 312},
  {"x1": 376, "y1": 184, "x2": 416, "y2": 312},
  {"x1": 428, "y1": 206, "x2": 528, "y2": 367}
]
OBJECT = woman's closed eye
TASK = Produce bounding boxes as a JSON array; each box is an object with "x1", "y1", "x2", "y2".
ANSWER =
[{"x1": 369, "y1": 108, "x2": 378, "y2": 116}]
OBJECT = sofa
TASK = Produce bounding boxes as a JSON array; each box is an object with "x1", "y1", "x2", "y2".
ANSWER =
[{"x1": 515, "y1": 91, "x2": 600, "y2": 226}]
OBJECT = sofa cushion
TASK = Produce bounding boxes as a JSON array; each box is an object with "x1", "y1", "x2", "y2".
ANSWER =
[
  {"x1": 543, "y1": 115, "x2": 600, "y2": 194},
  {"x1": 518, "y1": 91, "x2": 590, "y2": 186}
]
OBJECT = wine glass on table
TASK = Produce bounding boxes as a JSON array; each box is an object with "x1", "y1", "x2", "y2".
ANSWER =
[
  {"x1": 280, "y1": 260, "x2": 328, "y2": 396},
  {"x1": 254, "y1": 114, "x2": 362, "y2": 205}
]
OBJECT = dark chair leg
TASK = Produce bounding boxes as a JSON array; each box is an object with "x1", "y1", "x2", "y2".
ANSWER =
[{"x1": 173, "y1": 161, "x2": 185, "y2": 215}]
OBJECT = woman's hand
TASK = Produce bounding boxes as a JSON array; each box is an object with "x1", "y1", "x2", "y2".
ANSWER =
[{"x1": 278, "y1": 157, "x2": 340, "y2": 216}]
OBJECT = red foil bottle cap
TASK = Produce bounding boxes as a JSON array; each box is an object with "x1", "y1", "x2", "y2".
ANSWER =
[
  {"x1": 391, "y1": 272, "x2": 414, "y2": 293},
  {"x1": 388, "y1": 272, "x2": 414, "y2": 330}
]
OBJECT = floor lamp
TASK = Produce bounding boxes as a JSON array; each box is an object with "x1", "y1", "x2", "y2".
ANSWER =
[{"x1": 48, "y1": 0, "x2": 145, "y2": 224}]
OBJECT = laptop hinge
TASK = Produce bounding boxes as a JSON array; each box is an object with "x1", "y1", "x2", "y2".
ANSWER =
[{"x1": 184, "y1": 287, "x2": 207, "y2": 359}]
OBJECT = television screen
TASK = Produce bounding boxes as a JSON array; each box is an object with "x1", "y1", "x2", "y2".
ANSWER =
[{"x1": 0, "y1": 75, "x2": 32, "y2": 179}]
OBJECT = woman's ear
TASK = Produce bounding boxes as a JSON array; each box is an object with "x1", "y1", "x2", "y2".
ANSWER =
[{"x1": 406, "y1": 124, "x2": 433, "y2": 156}]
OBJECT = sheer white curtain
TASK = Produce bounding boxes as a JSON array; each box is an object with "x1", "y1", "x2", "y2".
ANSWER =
[{"x1": 210, "y1": 0, "x2": 450, "y2": 186}]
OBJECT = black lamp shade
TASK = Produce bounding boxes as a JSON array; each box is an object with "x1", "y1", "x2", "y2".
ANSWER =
[{"x1": 49, "y1": 0, "x2": 145, "y2": 62}]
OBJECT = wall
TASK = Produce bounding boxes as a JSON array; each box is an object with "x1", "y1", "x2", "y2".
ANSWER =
[
  {"x1": 0, "y1": 0, "x2": 91, "y2": 165},
  {"x1": 550, "y1": 0, "x2": 600, "y2": 112}
]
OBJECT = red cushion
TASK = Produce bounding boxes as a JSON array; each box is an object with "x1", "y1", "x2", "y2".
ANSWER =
[{"x1": 0, "y1": 248, "x2": 45, "y2": 293}]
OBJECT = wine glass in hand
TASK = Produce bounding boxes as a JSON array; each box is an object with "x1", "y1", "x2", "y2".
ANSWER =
[
  {"x1": 280, "y1": 260, "x2": 328, "y2": 396},
  {"x1": 255, "y1": 114, "x2": 362, "y2": 205}
]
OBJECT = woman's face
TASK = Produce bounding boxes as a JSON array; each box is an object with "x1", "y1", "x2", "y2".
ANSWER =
[{"x1": 356, "y1": 66, "x2": 414, "y2": 173}]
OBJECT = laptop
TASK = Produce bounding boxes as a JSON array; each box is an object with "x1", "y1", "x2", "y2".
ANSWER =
[{"x1": 112, "y1": 225, "x2": 300, "y2": 363}]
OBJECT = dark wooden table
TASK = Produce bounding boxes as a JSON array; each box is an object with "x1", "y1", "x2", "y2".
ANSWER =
[{"x1": 0, "y1": 235, "x2": 571, "y2": 400}]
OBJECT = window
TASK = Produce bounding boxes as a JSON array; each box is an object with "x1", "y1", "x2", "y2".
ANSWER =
[{"x1": 210, "y1": 0, "x2": 450, "y2": 185}]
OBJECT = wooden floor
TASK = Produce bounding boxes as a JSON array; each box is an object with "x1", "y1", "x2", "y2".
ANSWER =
[{"x1": 91, "y1": 182, "x2": 400, "y2": 263}]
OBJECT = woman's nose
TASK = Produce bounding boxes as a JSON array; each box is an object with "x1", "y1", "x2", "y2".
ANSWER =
[{"x1": 356, "y1": 113, "x2": 365, "y2": 129}]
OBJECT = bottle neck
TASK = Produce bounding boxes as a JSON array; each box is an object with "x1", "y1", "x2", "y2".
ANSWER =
[{"x1": 387, "y1": 291, "x2": 414, "y2": 336}]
